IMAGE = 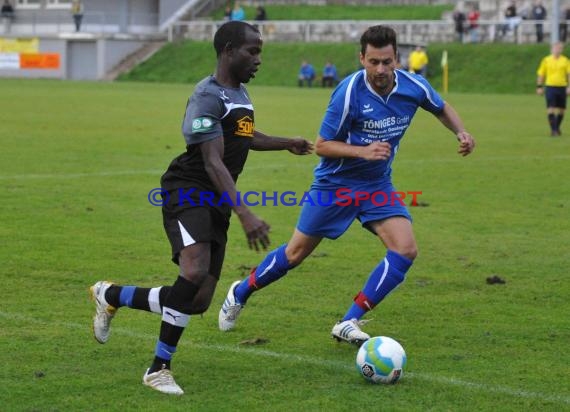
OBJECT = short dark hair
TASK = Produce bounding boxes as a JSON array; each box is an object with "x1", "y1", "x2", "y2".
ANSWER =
[
  {"x1": 213, "y1": 21, "x2": 260, "y2": 57},
  {"x1": 360, "y1": 25, "x2": 398, "y2": 56}
]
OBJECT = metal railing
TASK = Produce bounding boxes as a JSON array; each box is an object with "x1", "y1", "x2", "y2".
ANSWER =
[{"x1": 168, "y1": 19, "x2": 567, "y2": 44}]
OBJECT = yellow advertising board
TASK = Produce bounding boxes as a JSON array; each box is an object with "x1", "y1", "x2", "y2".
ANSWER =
[{"x1": 0, "y1": 38, "x2": 39, "y2": 53}]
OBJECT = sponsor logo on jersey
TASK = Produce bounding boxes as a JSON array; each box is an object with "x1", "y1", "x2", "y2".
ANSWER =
[
  {"x1": 363, "y1": 103, "x2": 374, "y2": 113},
  {"x1": 191, "y1": 117, "x2": 214, "y2": 133},
  {"x1": 235, "y1": 115, "x2": 254, "y2": 137},
  {"x1": 361, "y1": 115, "x2": 411, "y2": 141}
]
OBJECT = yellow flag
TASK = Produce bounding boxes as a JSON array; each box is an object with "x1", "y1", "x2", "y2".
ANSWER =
[{"x1": 441, "y1": 50, "x2": 448, "y2": 68}]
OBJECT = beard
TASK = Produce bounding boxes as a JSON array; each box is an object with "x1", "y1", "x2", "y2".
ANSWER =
[{"x1": 369, "y1": 74, "x2": 393, "y2": 94}]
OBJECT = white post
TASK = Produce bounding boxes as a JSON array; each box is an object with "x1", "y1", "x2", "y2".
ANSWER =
[{"x1": 552, "y1": 0, "x2": 560, "y2": 43}]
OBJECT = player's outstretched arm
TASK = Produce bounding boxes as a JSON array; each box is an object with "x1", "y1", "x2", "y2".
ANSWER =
[
  {"x1": 434, "y1": 103, "x2": 475, "y2": 157},
  {"x1": 251, "y1": 130, "x2": 314, "y2": 155},
  {"x1": 201, "y1": 137, "x2": 270, "y2": 251}
]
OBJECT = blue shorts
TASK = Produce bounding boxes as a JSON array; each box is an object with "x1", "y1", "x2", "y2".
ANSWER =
[
  {"x1": 545, "y1": 86, "x2": 567, "y2": 109},
  {"x1": 296, "y1": 182, "x2": 412, "y2": 239}
]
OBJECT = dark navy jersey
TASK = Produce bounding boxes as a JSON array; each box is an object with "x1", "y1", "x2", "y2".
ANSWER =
[
  {"x1": 314, "y1": 69, "x2": 445, "y2": 188},
  {"x1": 161, "y1": 76, "x2": 255, "y2": 202}
]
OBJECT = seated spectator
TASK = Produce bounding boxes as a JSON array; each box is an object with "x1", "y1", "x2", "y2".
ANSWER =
[
  {"x1": 1, "y1": 0, "x2": 14, "y2": 34},
  {"x1": 408, "y1": 46, "x2": 429, "y2": 77},
  {"x1": 501, "y1": 1, "x2": 521, "y2": 37},
  {"x1": 298, "y1": 60, "x2": 316, "y2": 87},
  {"x1": 322, "y1": 61, "x2": 338, "y2": 87}
]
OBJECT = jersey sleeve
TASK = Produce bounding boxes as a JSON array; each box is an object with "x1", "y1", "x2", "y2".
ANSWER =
[
  {"x1": 181, "y1": 90, "x2": 224, "y2": 146},
  {"x1": 318, "y1": 75, "x2": 357, "y2": 141},
  {"x1": 415, "y1": 75, "x2": 445, "y2": 114}
]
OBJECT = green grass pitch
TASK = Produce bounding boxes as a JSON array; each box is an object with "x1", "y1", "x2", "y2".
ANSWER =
[{"x1": 0, "y1": 78, "x2": 569, "y2": 411}]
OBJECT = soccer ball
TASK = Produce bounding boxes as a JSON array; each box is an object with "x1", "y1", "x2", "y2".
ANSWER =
[{"x1": 355, "y1": 336, "x2": 406, "y2": 384}]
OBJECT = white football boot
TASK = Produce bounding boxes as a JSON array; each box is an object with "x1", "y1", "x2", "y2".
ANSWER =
[
  {"x1": 143, "y1": 368, "x2": 184, "y2": 395},
  {"x1": 331, "y1": 318, "x2": 370, "y2": 346},
  {"x1": 218, "y1": 280, "x2": 244, "y2": 331},
  {"x1": 90, "y1": 281, "x2": 117, "y2": 344}
]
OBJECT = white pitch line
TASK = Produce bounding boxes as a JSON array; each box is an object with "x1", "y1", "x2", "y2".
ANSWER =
[
  {"x1": 0, "y1": 170, "x2": 165, "y2": 180},
  {"x1": 1, "y1": 310, "x2": 569, "y2": 405},
  {"x1": 0, "y1": 155, "x2": 569, "y2": 181}
]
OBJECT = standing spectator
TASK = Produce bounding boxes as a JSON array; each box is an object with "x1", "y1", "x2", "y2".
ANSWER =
[
  {"x1": 231, "y1": 2, "x2": 245, "y2": 22},
  {"x1": 1, "y1": 0, "x2": 14, "y2": 34},
  {"x1": 536, "y1": 42, "x2": 570, "y2": 136},
  {"x1": 452, "y1": 5, "x2": 466, "y2": 43},
  {"x1": 223, "y1": 3, "x2": 232, "y2": 21},
  {"x1": 255, "y1": 6, "x2": 267, "y2": 21},
  {"x1": 560, "y1": 7, "x2": 570, "y2": 42},
  {"x1": 467, "y1": 5, "x2": 480, "y2": 43},
  {"x1": 408, "y1": 45, "x2": 429, "y2": 77},
  {"x1": 71, "y1": 0, "x2": 83, "y2": 32},
  {"x1": 531, "y1": 0, "x2": 547, "y2": 43},
  {"x1": 298, "y1": 60, "x2": 316, "y2": 87},
  {"x1": 322, "y1": 61, "x2": 338, "y2": 87}
]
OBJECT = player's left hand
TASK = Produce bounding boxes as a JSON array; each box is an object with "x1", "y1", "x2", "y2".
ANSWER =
[
  {"x1": 288, "y1": 138, "x2": 314, "y2": 155},
  {"x1": 456, "y1": 131, "x2": 475, "y2": 156}
]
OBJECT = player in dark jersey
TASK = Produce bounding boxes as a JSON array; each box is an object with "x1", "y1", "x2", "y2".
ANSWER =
[
  {"x1": 218, "y1": 25, "x2": 475, "y2": 344},
  {"x1": 89, "y1": 21, "x2": 313, "y2": 395}
]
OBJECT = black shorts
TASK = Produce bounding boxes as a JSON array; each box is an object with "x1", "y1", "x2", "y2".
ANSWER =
[
  {"x1": 162, "y1": 205, "x2": 229, "y2": 277},
  {"x1": 545, "y1": 86, "x2": 567, "y2": 109}
]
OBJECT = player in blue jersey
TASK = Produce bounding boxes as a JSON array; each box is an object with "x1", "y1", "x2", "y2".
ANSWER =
[
  {"x1": 89, "y1": 21, "x2": 313, "y2": 395},
  {"x1": 219, "y1": 25, "x2": 475, "y2": 344}
]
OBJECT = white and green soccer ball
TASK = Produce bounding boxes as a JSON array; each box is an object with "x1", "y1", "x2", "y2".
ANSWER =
[{"x1": 355, "y1": 336, "x2": 406, "y2": 384}]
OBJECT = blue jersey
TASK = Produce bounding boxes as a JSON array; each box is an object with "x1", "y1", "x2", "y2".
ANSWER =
[{"x1": 314, "y1": 69, "x2": 445, "y2": 189}]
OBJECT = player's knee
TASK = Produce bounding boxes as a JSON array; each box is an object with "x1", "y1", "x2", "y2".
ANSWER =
[
  {"x1": 179, "y1": 268, "x2": 209, "y2": 285},
  {"x1": 189, "y1": 294, "x2": 213, "y2": 314},
  {"x1": 403, "y1": 245, "x2": 418, "y2": 261},
  {"x1": 187, "y1": 274, "x2": 217, "y2": 314},
  {"x1": 285, "y1": 245, "x2": 309, "y2": 266},
  {"x1": 394, "y1": 244, "x2": 418, "y2": 261}
]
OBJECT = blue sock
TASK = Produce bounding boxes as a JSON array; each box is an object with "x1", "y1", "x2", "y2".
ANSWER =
[
  {"x1": 119, "y1": 286, "x2": 136, "y2": 307},
  {"x1": 234, "y1": 244, "x2": 292, "y2": 304},
  {"x1": 342, "y1": 250, "x2": 413, "y2": 321},
  {"x1": 155, "y1": 340, "x2": 177, "y2": 361}
]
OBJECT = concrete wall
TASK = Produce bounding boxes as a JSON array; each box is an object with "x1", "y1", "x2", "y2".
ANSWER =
[{"x1": 0, "y1": 0, "x2": 165, "y2": 80}]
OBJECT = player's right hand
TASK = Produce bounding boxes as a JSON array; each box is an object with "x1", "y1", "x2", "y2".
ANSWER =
[
  {"x1": 237, "y1": 209, "x2": 271, "y2": 251},
  {"x1": 361, "y1": 141, "x2": 391, "y2": 161}
]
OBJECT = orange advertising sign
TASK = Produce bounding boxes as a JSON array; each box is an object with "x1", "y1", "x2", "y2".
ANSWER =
[{"x1": 20, "y1": 53, "x2": 60, "y2": 69}]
